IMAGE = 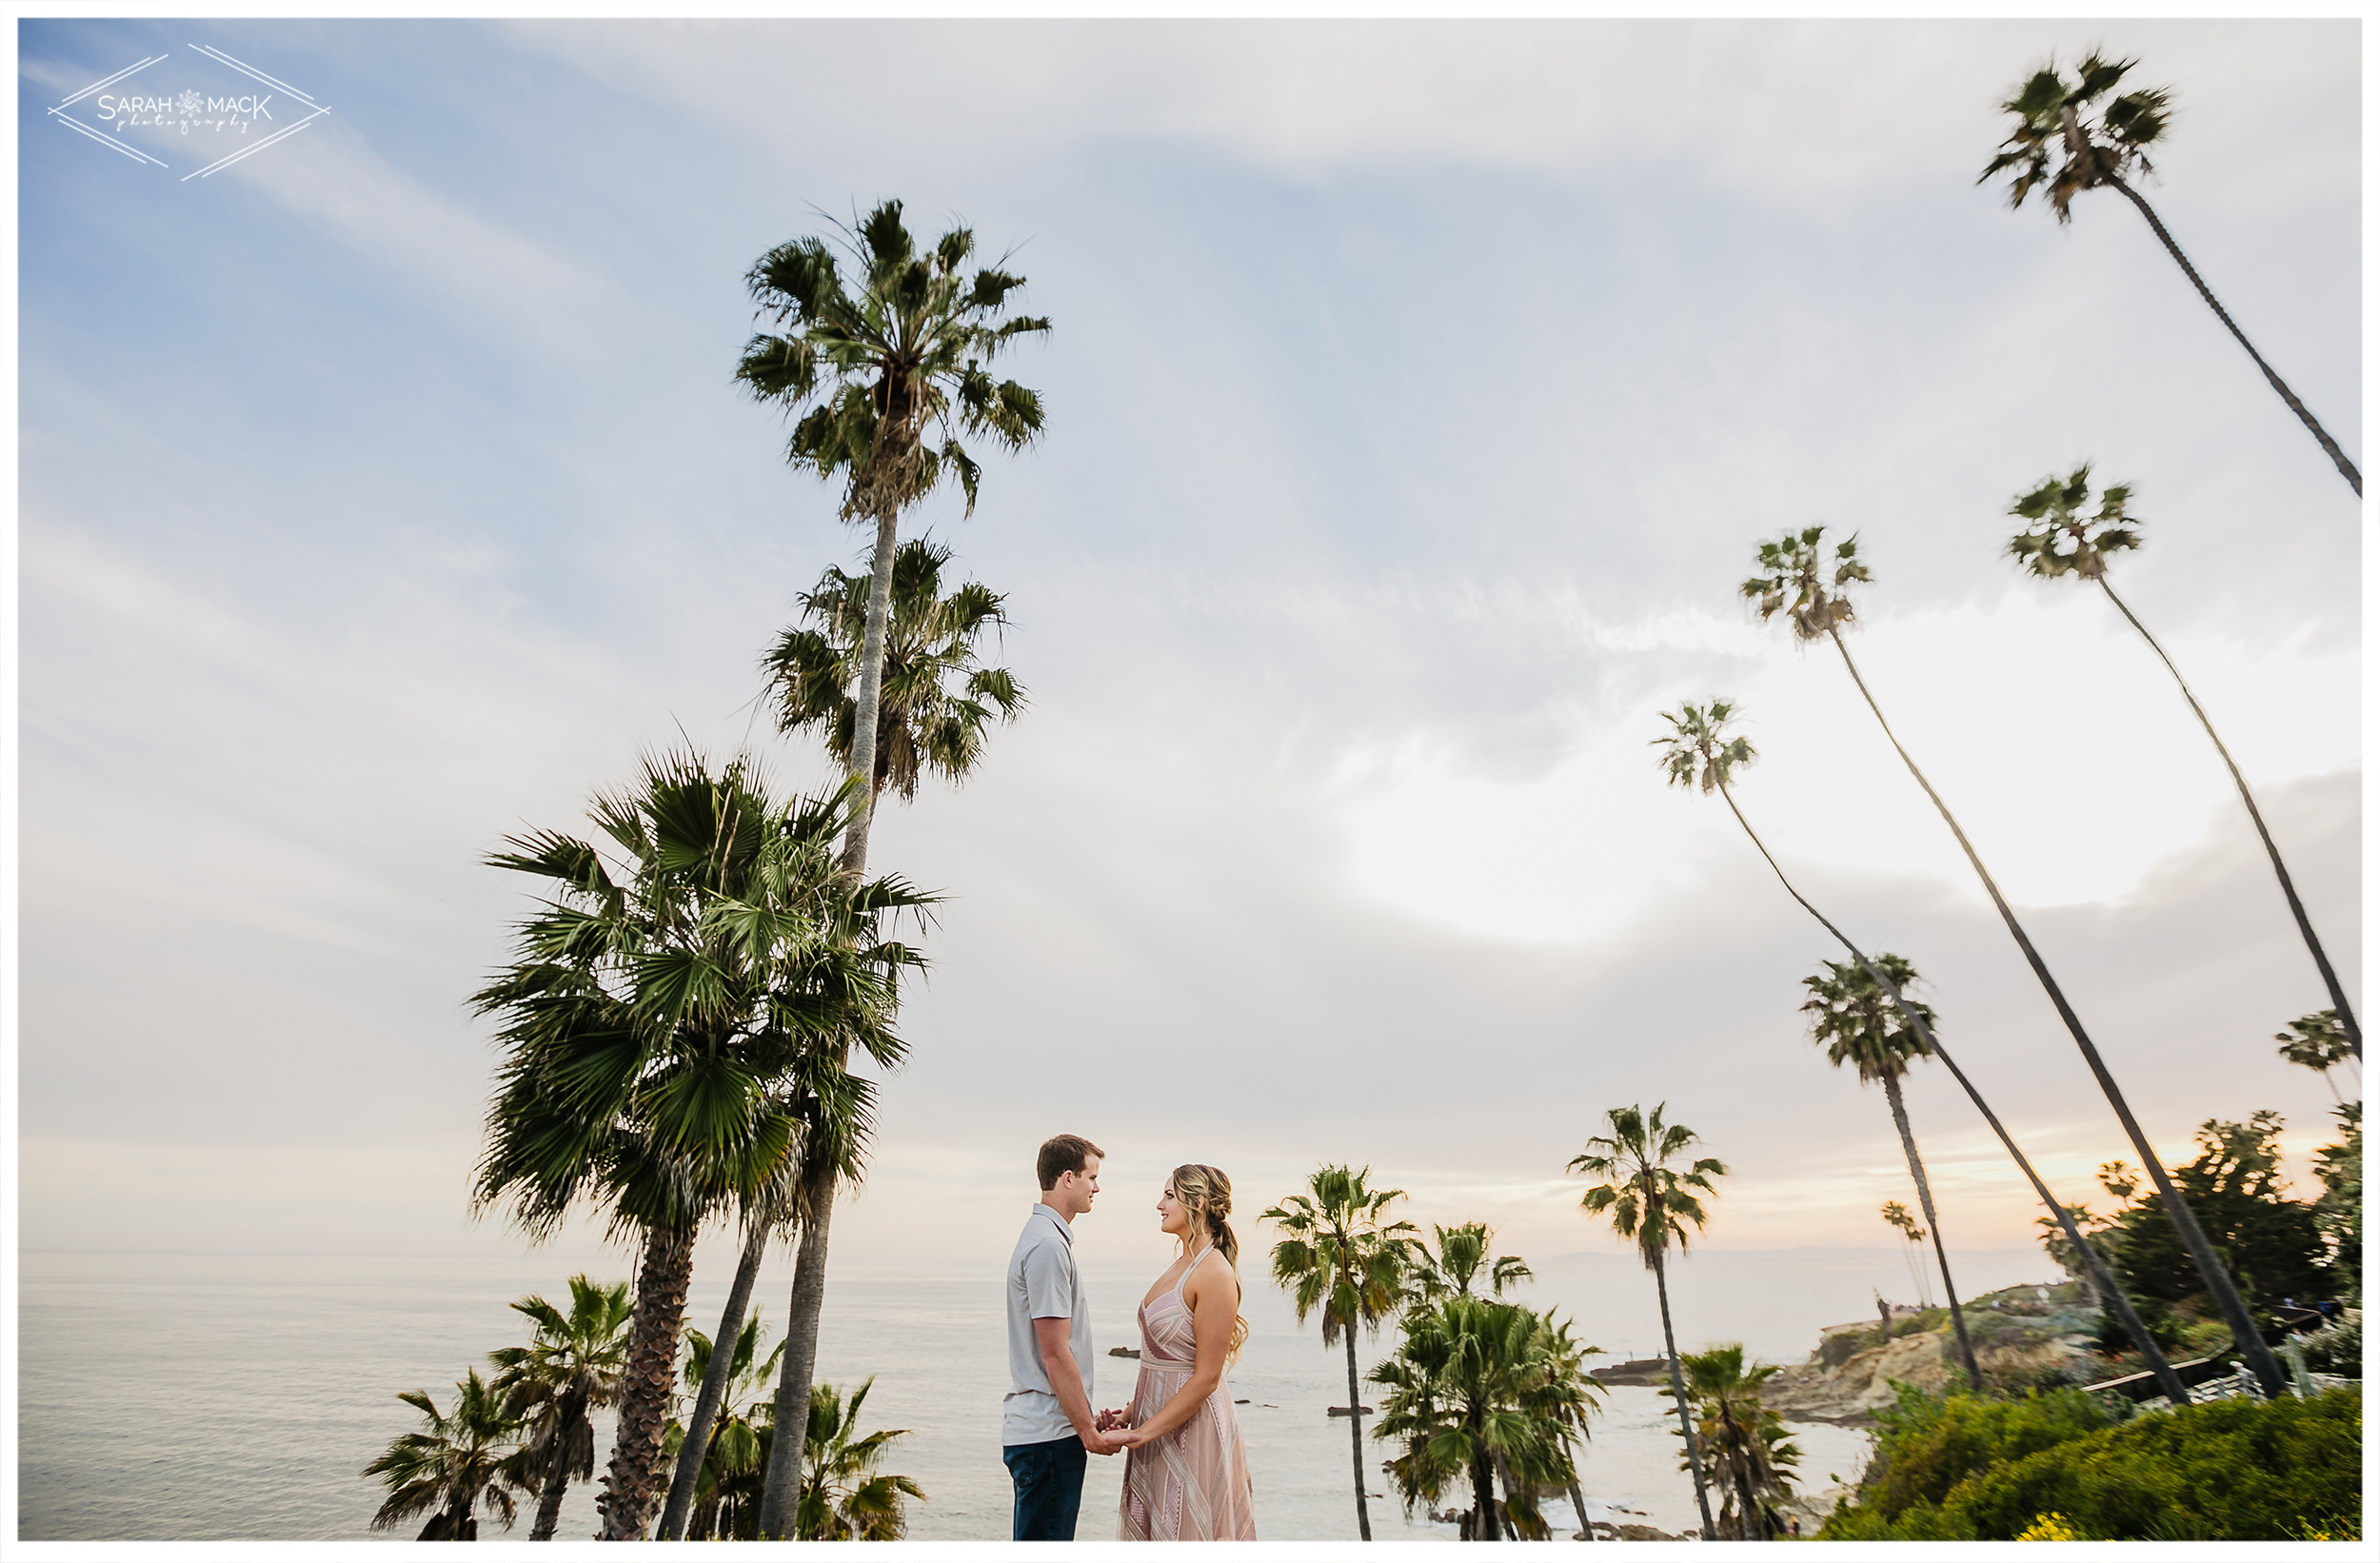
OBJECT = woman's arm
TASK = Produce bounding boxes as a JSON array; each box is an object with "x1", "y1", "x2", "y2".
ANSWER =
[{"x1": 1121, "y1": 1253, "x2": 1237, "y2": 1444}]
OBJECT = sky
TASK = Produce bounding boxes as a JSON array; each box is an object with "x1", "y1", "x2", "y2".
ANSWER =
[{"x1": 11, "y1": 17, "x2": 2362, "y2": 1304}]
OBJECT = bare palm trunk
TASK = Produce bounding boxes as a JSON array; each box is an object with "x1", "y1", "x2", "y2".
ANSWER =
[
  {"x1": 528, "y1": 1384, "x2": 587, "y2": 1540},
  {"x1": 597, "y1": 1222, "x2": 697, "y2": 1540},
  {"x1": 1651, "y1": 1251, "x2": 1716, "y2": 1539},
  {"x1": 1880, "y1": 1070, "x2": 1981, "y2": 1390},
  {"x1": 2104, "y1": 176, "x2": 2360, "y2": 497},
  {"x1": 1568, "y1": 1473, "x2": 1595, "y2": 1541},
  {"x1": 1723, "y1": 1415, "x2": 1763, "y2": 1540},
  {"x1": 759, "y1": 1154, "x2": 837, "y2": 1537},
  {"x1": 1822, "y1": 629, "x2": 2286, "y2": 1398},
  {"x1": 1714, "y1": 780, "x2": 2194, "y2": 1404},
  {"x1": 761, "y1": 505, "x2": 902, "y2": 1537},
  {"x1": 657, "y1": 1223, "x2": 770, "y2": 1540},
  {"x1": 2098, "y1": 578, "x2": 2359, "y2": 1057},
  {"x1": 1343, "y1": 1328, "x2": 1374, "y2": 1540}
]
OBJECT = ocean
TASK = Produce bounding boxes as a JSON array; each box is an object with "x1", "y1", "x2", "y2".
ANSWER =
[{"x1": 16, "y1": 1243, "x2": 2056, "y2": 1541}]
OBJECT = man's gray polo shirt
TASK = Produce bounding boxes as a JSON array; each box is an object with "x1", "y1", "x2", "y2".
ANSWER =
[{"x1": 1004, "y1": 1202, "x2": 1094, "y2": 1446}]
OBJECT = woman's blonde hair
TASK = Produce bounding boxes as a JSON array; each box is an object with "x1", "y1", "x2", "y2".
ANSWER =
[{"x1": 1168, "y1": 1163, "x2": 1250, "y2": 1361}]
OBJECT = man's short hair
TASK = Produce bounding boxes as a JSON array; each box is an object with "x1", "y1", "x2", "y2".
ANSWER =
[{"x1": 1038, "y1": 1134, "x2": 1105, "y2": 1192}]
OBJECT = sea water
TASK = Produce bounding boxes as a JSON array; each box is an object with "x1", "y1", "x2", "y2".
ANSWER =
[{"x1": 17, "y1": 1245, "x2": 2047, "y2": 1541}]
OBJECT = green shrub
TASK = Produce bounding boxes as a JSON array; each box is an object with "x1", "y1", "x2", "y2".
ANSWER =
[
  {"x1": 1823, "y1": 1387, "x2": 2362, "y2": 1540},
  {"x1": 2295, "y1": 1310, "x2": 2361, "y2": 1378},
  {"x1": 1832, "y1": 1382, "x2": 2112, "y2": 1526}
]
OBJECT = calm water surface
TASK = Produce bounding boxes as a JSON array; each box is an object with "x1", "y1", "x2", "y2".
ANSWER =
[{"x1": 20, "y1": 1244, "x2": 2046, "y2": 1540}]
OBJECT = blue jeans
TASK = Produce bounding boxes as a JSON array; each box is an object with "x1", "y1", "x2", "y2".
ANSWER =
[{"x1": 1003, "y1": 1434, "x2": 1087, "y2": 1540}]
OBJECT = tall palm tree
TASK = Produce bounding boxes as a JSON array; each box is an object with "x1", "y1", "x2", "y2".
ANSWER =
[
  {"x1": 1981, "y1": 51, "x2": 2359, "y2": 496},
  {"x1": 2009, "y1": 467, "x2": 2360, "y2": 1058},
  {"x1": 2276, "y1": 1011, "x2": 2356, "y2": 1104},
  {"x1": 1651, "y1": 697, "x2": 2188, "y2": 1400},
  {"x1": 763, "y1": 538, "x2": 1025, "y2": 803},
  {"x1": 1369, "y1": 1296, "x2": 1577, "y2": 1541},
  {"x1": 1524, "y1": 1312, "x2": 1604, "y2": 1543},
  {"x1": 1743, "y1": 527, "x2": 2287, "y2": 1398},
  {"x1": 1674, "y1": 1345, "x2": 1796, "y2": 1541},
  {"x1": 472, "y1": 753, "x2": 922, "y2": 1539},
  {"x1": 794, "y1": 1378, "x2": 927, "y2": 1540},
  {"x1": 669, "y1": 1315, "x2": 785, "y2": 1540},
  {"x1": 487, "y1": 1275, "x2": 633, "y2": 1540},
  {"x1": 1880, "y1": 1202, "x2": 1933, "y2": 1308},
  {"x1": 1801, "y1": 954, "x2": 1981, "y2": 1390},
  {"x1": 1263, "y1": 1164, "x2": 1418, "y2": 1541},
  {"x1": 1567, "y1": 1104, "x2": 1725, "y2": 1540},
  {"x1": 738, "y1": 202, "x2": 1047, "y2": 1534},
  {"x1": 365, "y1": 1369, "x2": 531, "y2": 1540}
]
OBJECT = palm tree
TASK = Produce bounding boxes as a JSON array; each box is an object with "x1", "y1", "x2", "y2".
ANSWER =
[
  {"x1": 1369, "y1": 1296, "x2": 1578, "y2": 1541},
  {"x1": 1981, "y1": 52, "x2": 2359, "y2": 496},
  {"x1": 793, "y1": 1378, "x2": 926, "y2": 1540},
  {"x1": 669, "y1": 1316, "x2": 785, "y2": 1540},
  {"x1": 1567, "y1": 1104, "x2": 1725, "y2": 1540},
  {"x1": 2276, "y1": 1011, "x2": 2357, "y2": 1104},
  {"x1": 1880, "y1": 1202, "x2": 1933, "y2": 1308},
  {"x1": 1404, "y1": 1222, "x2": 1533, "y2": 1308},
  {"x1": 1743, "y1": 527, "x2": 2288, "y2": 1398},
  {"x1": 1802, "y1": 954, "x2": 1981, "y2": 1390},
  {"x1": 2009, "y1": 467, "x2": 2359, "y2": 1057},
  {"x1": 738, "y1": 203, "x2": 1047, "y2": 1535},
  {"x1": 365, "y1": 1368, "x2": 531, "y2": 1540},
  {"x1": 1263, "y1": 1164, "x2": 1418, "y2": 1541},
  {"x1": 1525, "y1": 1312, "x2": 1604, "y2": 1543},
  {"x1": 487, "y1": 1275, "x2": 633, "y2": 1540},
  {"x1": 1674, "y1": 1345, "x2": 1796, "y2": 1540},
  {"x1": 1650, "y1": 697, "x2": 2188, "y2": 1401},
  {"x1": 762, "y1": 538, "x2": 1025, "y2": 803},
  {"x1": 472, "y1": 753, "x2": 923, "y2": 1539}
]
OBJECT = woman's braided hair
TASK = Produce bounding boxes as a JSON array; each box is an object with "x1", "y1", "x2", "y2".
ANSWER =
[{"x1": 1168, "y1": 1163, "x2": 1249, "y2": 1360}]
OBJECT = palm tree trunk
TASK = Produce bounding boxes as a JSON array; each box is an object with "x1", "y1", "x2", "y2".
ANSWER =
[
  {"x1": 1568, "y1": 1474, "x2": 1595, "y2": 1542},
  {"x1": 1723, "y1": 1415, "x2": 1762, "y2": 1540},
  {"x1": 1468, "y1": 1415, "x2": 1501, "y2": 1542},
  {"x1": 761, "y1": 505, "x2": 901, "y2": 1537},
  {"x1": 529, "y1": 1384, "x2": 587, "y2": 1540},
  {"x1": 1823, "y1": 627, "x2": 2288, "y2": 1399},
  {"x1": 1650, "y1": 1252, "x2": 1716, "y2": 1539},
  {"x1": 1714, "y1": 779, "x2": 2195, "y2": 1404},
  {"x1": 2097, "y1": 578, "x2": 2359, "y2": 1057},
  {"x1": 658, "y1": 1223, "x2": 770, "y2": 1540},
  {"x1": 2105, "y1": 175, "x2": 2360, "y2": 498},
  {"x1": 1342, "y1": 1327, "x2": 1374, "y2": 1540},
  {"x1": 1880, "y1": 1070, "x2": 1981, "y2": 1390},
  {"x1": 596, "y1": 1222, "x2": 697, "y2": 1540},
  {"x1": 759, "y1": 1163, "x2": 835, "y2": 1538}
]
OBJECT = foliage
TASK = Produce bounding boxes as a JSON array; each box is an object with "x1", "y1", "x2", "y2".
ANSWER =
[
  {"x1": 2015, "y1": 1512, "x2": 2083, "y2": 1539},
  {"x1": 486, "y1": 1275, "x2": 633, "y2": 1537},
  {"x1": 2007, "y1": 465, "x2": 2140, "y2": 582},
  {"x1": 2311, "y1": 1102, "x2": 2360, "y2": 1297},
  {"x1": 1978, "y1": 50, "x2": 2170, "y2": 219},
  {"x1": 794, "y1": 1377, "x2": 925, "y2": 1540},
  {"x1": 2105, "y1": 1113, "x2": 2333, "y2": 1319},
  {"x1": 1824, "y1": 1381, "x2": 2113, "y2": 1531},
  {"x1": 364, "y1": 1368, "x2": 530, "y2": 1539},
  {"x1": 1672, "y1": 1344, "x2": 1797, "y2": 1539},
  {"x1": 1801, "y1": 954, "x2": 1934, "y2": 1084},
  {"x1": 1651, "y1": 699, "x2": 1755, "y2": 793},
  {"x1": 1823, "y1": 1387, "x2": 2362, "y2": 1540},
  {"x1": 1263, "y1": 1165, "x2": 1418, "y2": 1347},
  {"x1": 762, "y1": 539, "x2": 1024, "y2": 803},
  {"x1": 1368, "y1": 1296, "x2": 1592, "y2": 1538},
  {"x1": 1403, "y1": 1221, "x2": 1532, "y2": 1308},
  {"x1": 1740, "y1": 525, "x2": 1867, "y2": 641},
  {"x1": 1567, "y1": 1103, "x2": 1729, "y2": 1271},
  {"x1": 735, "y1": 200, "x2": 1047, "y2": 524},
  {"x1": 664, "y1": 1315, "x2": 786, "y2": 1540},
  {"x1": 2292, "y1": 1309, "x2": 2361, "y2": 1378}
]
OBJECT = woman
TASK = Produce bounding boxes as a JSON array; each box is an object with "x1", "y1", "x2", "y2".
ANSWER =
[{"x1": 1107, "y1": 1163, "x2": 1258, "y2": 1540}]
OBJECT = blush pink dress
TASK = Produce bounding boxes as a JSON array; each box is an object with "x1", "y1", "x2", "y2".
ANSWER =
[{"x1": 1119, "y1": 1248, "x2": 1258, "y2": 1541}]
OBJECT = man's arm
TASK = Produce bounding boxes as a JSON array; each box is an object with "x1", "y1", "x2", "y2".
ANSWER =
[{"x1": 1034, "y1": 1316, "x2": 1123, "y2": 1455}]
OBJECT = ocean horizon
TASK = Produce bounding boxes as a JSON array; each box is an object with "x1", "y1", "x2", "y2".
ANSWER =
[{"x1": 17, "y1": 1241, "x2": 2060, "y2": 1541}]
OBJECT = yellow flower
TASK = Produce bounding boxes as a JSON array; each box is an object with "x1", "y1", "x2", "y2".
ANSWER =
[{"x1": 2015, "y1": 1513, "x2": 2082, "y2": 1541}]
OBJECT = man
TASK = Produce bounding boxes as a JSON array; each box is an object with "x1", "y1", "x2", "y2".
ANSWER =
[{"x1": 1004, "y1": 1133, "x2": 1124, "y2": 1540}]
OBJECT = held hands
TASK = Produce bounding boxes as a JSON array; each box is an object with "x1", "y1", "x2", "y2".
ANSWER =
[{"x1": 1084, "y1": 1408, "x2": 1135, "y2": 1455}]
